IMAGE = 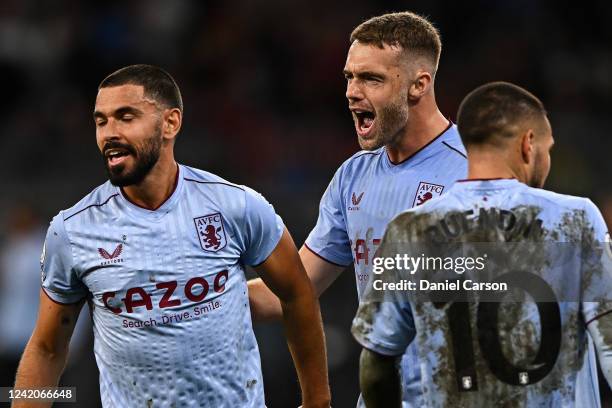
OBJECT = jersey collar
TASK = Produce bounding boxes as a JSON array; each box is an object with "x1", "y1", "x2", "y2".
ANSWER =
[
  {"x1": 453, "y1": 178, "x2": 523, "y2": 190},
  {"x1": 382, "y1": 120, "x2": 454, "y2": 169},
  {"x1": 117, "y1": 164, "x2": 185, "y2": 221}
]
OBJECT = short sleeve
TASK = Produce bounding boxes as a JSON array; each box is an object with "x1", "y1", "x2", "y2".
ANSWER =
[
  {"x1": 351, "y1": 300, "x2": 416, "y2": 356},
  {"x1": 304, "y1": 168, "x2": 352, "y2": 266},
  {"x1": 240, "y1": 187, "x2": 285, "y2": 266},
  {"x1": 352, "y1": 216, "x2": 417, "y2": 355},
  {"x1": 41, "y1": 214, "x2": 88, "y2": 304},
  {"x1": 581, "y1": 199, "x2": 612, "y2": 324}
]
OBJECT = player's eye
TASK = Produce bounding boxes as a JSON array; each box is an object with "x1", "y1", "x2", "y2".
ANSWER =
[
  {"x1": 366, "y1": 76, "x2": 383, "y2": 83},
  {"x1": 95, "y1": 118, "x2": 107, "y2": 127},
  {"x1": 121, "y1": 114, "x2": 135, "y2": 121}
]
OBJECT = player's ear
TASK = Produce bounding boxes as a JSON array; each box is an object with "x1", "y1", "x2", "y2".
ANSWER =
[
  {"x1": 520, "y1": 129, "x2": 535, "y2": 164},
  {"x1": 163, "y1": 108, "x2": 182, "y2": 140},
  {"x1": 408, "y1": 69, "x2": 432, "y2": 101}
]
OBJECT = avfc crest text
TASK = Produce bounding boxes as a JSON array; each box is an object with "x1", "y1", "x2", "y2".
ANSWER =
[
  {"x1": 413, "y1": 181, "x2": 444, "y2": 207},
  {"x1": 194, "y1": 213, "x2": 227, "y2": 252}
]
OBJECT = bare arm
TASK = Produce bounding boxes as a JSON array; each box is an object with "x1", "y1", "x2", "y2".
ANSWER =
[
  {"x1": 12, "y1": 290, "x2": 83, "y2": 408},
  {"x1": 359, "y1": 348, "x2": 401, "y2": 408},
  {"x1": 249, "y1": 245, "x2": 345, "y2": 321},
  {"x1": 254, "y1": 229, "x2": 331, "y2": 408}
]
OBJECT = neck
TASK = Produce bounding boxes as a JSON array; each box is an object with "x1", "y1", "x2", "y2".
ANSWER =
[
  {"x1": 466, "y1": 149, "x2": 522, "y2": 181},
  {"x1": 121, "y1": 154, "x2": 179, "y2": 210},
  {"x1": 386, "y1": 97, "x2": 449, "y2": 164}
]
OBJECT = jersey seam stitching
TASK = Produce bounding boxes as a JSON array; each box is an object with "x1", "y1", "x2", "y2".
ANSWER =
[
  {"x1": 63, "y1": 193, "x2": 120, "y2": 222},
  {"x1": 183, "y1": 178, "x2": 245, "y2": 191},
  {"x1": 585, "y1": 309, "x2": 612, "y2": 326},
  {"x1": 303, "y1": 243, "x2": 351, "y2": 267},
  {"x1": 55, "y1": 214, "x2": 81, "y2": 300},
  {"x1": 441, "y1": 141, "x2": 467, "y2": 159}
]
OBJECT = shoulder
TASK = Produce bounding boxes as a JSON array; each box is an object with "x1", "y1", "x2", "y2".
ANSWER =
[
  {"x1": 181, "y1": 165, "x2": 246, "y2": 193},
  {"x1": 517, "y1": 187, "x2": 607, "y2": 241},
  {"x1": 441, "y1": 124, "x2": 467, "y2": 154},
  {"x1": 437, "y1": 124, "x2": 467, "y2": 164},
  {"x1": 61, "y1": 181, "x2": 119, "y2": 223},
  {"x1": 343, "y1": 147, "x2": 384, "y2": 168},
  {"x1": 520, "y1": 187, "x2": 594, "y2": 213},
  {"x1": 527, "y1": 188, "x2": 605, "y2": 226},
  {"x1": 182, "y1": 165, "x2": 273, "y2": 219},
  {"x1": 182, "y1": 165, "x2": 249, "y2": 209},
  {"x1": 333, "y1": 147, "x2": 384, "y2": 181}
]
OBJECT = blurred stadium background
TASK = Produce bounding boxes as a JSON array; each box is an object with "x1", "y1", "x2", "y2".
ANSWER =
[{"x1": 0, "y1": 1, "x2": 611, "y2": 407}]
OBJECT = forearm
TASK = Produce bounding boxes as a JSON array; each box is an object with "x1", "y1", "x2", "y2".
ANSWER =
[
  {"x1": 248, "y1": 245, "x2": 345, "y2": 323},
  {"x1": 281, "y1": 290, "x2": 330, "y2": 407},
  {"x1": 12, "y1": 341, "x2": 68, "y2": 408},
  {"x1": 359, "y1": 348, "x2": 401, "y2": 408},
  {"x1": 248, "y1": 278, "x2": 283, "y2": 322}
]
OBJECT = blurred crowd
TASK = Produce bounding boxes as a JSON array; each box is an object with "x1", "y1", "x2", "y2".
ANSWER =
[{"x1": 0, "y1": 1, "x2": 611, "y2": 406}]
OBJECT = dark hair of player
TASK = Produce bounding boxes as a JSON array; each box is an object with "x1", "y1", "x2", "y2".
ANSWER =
[
  {"x1": 98, "y1": 64, "x2": 183, "y2": 112},
  {"x1": 457, "y1": 81, "x2": 547, "y2": 147},
  {"x1": 350, "y1": 11, "x2": 442, "y2": 75}
]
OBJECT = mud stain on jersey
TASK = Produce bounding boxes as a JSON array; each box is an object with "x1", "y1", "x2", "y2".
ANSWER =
[{"x1": 352, "y1": 301, "x2": 382, "y2": 341}]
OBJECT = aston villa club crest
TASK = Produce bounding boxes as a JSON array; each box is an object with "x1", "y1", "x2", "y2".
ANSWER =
[
  {"x1": 194, "y1": 213, "x2": 227, "y2": 252},
  {"x1": 413, "y1": 181, "x2": 444, "y2": 207}
]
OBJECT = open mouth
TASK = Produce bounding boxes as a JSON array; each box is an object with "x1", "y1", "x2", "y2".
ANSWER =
[
  {"x1": 352, "y1": 108, "x2": 376, "y2": 138},
  {"x1": 105, "y1": 148, "x2": 131, "y2": 167}
]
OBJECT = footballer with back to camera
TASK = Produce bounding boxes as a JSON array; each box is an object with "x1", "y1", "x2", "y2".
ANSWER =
[
  {"x1": 353, "y1": 82, "x2": 612, "y2": 407},
  {"x1": 12, "y1": 65, "x2": 331, "y2": 408},
  {"x1": 248, "y1": 11, "x2": 467, "y2": 407}
]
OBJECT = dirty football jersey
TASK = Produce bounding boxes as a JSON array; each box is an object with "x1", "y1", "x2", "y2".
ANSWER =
[{"x1": 352, "y1": 179, "x2": 612, "y2": 407}]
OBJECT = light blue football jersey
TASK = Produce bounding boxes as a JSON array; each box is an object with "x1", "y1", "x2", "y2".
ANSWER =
[
  {"x1": 305, "y1": 123, "x2": 467, "y2": 406},
  {"x1": 352, "y1": 178, "x2": 612, "y2": 407},
  {"x1": 41, "y1": 164, "x2": 284, "y2": 408}
]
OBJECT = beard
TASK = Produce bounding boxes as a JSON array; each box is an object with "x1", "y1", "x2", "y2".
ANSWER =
[
  {"x1": 103, "y1": 127, "x2": 163, "y2": 187},
  {"x1": 358, "y1": 98, "x2": 409, "y2": 151}
]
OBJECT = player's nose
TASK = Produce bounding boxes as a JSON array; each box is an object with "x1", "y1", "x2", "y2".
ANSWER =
[
  {"x1": 97, "y1": 118, "x2": 121, "y2": 141},
  {"x1": 346, "y1": 80, "x2": 364, "y2": 102}
]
